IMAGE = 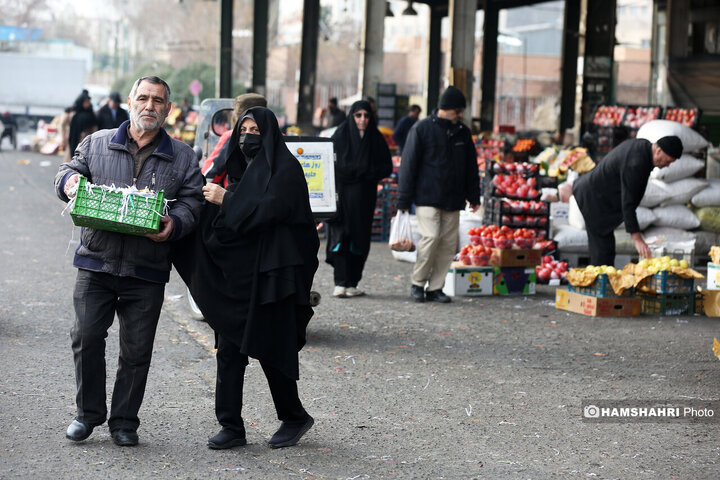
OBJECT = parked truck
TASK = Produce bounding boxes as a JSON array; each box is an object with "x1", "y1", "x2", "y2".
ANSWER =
[{"x1": 0, "y1": 53, "x2": 85, "y2": 126}]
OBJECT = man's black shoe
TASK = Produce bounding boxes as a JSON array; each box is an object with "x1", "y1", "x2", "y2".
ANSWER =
[
  {"x1": 268, "y1": 415, "x2": 314, "y2": 449},
  {"x1": 111, "y1": 429, "x2": 139, "y2": 447},
  {"x1": 66, "y1": 420, "x2": 94, "y2": 442},
  {"x1": 208, "y1": 429, "x2": 247, "y2": 449},
  {"x1": 410, "y1": 285, "x2": 425, "y2": 302},
  {"x1": 425, "y1": 289, "x2": 451, "y2": 303}
]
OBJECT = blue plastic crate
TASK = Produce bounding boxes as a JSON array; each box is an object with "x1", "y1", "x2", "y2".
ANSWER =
[
  {"x1": 568, "y1": 273, "x2": 634, "y2": 297},
  {"x1": 639, "y1": 271, "x2": 694, "y2": 294}
]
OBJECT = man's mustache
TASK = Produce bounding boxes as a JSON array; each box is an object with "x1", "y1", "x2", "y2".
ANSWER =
[{"x1": 140, "y1": 111, "x2": 158, "y2": 119}]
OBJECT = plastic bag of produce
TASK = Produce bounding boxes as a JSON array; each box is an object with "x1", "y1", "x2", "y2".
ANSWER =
[
  {"x1": 693, "y1": 207, "x2": 720, "y2": 233},
  {"x1": 389, "y1": 211, "x2": 416, "y2": 252},
  {"x1": 652, "y1": 205, "x2": 701, "y2": 230},
  {"x1": 637, "y1": 120, "x2": 710, "y2": 152},
  {"x1": 651, "y1": 154, "x2": 705, "y2": 182}
]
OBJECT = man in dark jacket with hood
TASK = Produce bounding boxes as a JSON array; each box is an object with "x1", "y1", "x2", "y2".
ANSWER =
[
  {"x1": 55, "y1": 75, "x2": 203, "y2": 447},
  {"x1": 398, "y1": 86, "x2": 480, "y2": 303},
  {"x1": 572, "y1": 135, "x2": 683, "y2": 266}
]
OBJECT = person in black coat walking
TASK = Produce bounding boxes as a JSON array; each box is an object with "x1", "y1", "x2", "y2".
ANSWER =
[
  {"x1": 68, "y1": 91, "x2": 98, "y2": 156},
  {"x1": 173, "y1": 107, "x2": 319, "y2": 450},
  {"x1": 572, "y1": 135, "x2": 683, "y2": 266},
  {"x1": 398, "y1": 86, "x2": 480, "y2": 303},
  {"x1": 97, "y1": 92, "x2": 129, "y2": 130},
  {"x1": 326, "y1": 100, "x2": 393, "y2": 298},
  {"x1": 392, "y1": 104, "x2": 421, "y2": 153}
]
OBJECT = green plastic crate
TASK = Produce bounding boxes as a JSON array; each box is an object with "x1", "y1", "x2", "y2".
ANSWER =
[
  {"x1": 70, "y1": 176, "x2": 164, "y2": 235},
  {"x1": 639, "y1": 293, "x2": 695, "y2": 316}
]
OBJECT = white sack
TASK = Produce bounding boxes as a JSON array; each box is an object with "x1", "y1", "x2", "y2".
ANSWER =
[
  {"x1": 640, "y1": 179, "x2": 671, "y2": 208},
  {"x1": 691, "y1": 180, "x2": 720, "y2": 207},
  {"x1": 637, "y1": 120, "x2": 710, "y2": 152},
  {"x1": 553, "y1": 224, "x2": 588, "y2": 252},
  {"x1": 650, "y1": 154, "x2": 705, "y2": 182},
  {"x1": 660, "y1": 178, "x2": 708, "y2": 206},
  {"x1": 568, "y1": 195, "x2": 585, "y2": 230},
  {"x1": 652, "y1": 205, "x2": 701, "y2": 230}
]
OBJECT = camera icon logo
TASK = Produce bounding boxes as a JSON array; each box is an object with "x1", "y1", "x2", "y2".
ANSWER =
[{"x1": 583, "y1": 405, "x2": 600, "y2": 418}]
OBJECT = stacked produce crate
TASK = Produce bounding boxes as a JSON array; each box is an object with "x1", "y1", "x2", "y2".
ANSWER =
[
  {"x1": 482, "y1": 160, "x2": 550, "y2": 241},
  {"x1": 591, "y1": 105, "x2": 627, "y2": 158},
  {"x1": 371, "y1": 179, "x2": 399, "y2": 242}
]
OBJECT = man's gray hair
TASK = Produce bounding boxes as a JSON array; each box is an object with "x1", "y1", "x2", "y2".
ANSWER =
[{"x1": 129, "y1": 76, "x2": 171, "y2": 106}]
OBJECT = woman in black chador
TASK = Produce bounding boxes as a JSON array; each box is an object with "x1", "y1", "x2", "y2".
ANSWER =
[
  {"x1": 327, "y1": 100, "x2": 392, "y2": 298},
  {"x1": 173, "y1": 107, "x2": 319, "y2": 450}
]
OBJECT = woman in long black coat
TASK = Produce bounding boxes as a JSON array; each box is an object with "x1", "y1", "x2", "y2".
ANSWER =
[
  {"x1": 68, "y1": 91, "x2": 98, "y2": 156},
  {"x1": 173, "y1": 107, "x2": 319, "y2": 450},
  {"x1": 326, "y1": 100, "x2": 393, "y2": 298}
]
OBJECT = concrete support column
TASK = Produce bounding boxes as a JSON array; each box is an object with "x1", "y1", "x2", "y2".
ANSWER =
[
  {"x1": 358, "y1": 0, "x2": 386, "y2": 99},
  {"x1": 217, "y1": 0, "x2": 233, "y2": 98},
  {"x1": 252, "y1": 0, "x2": 269, "y2": 96},
  {"x1": 297, "y1": 0, "x2": 320, "y2": 130},
  {"x1": 559, "y1": 0, "x2": 581, "y2": 135},
  {"x1": 480, "y1": 2, "x2": 499, "y2": 132},
  {"x1": 666, "y1": 0, "x2": 689, "y2": 59},
  {"x1": 425, "y1": 6, "x2": 443, "y2": 114},
  {"x1": 448, "y1": 0, "x2": 476, "y2": 125}
]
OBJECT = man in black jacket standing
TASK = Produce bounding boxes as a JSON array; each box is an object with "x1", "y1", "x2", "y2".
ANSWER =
[
  {"x1": 572, "y1": 135, "x2": 682, "y2": 266},
  {"x1": 392, "y1": 104, "x2": 421, "y2": 153},
  {"x1": 398, "y1": 86, "x2": 480, "y2": 303},
  {"x1": 97, "y1": 92, "x2": 129, "y2": 130}
]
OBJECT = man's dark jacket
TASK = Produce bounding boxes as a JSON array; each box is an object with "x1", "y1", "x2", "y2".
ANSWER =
[
  {"x1": 397, "y1": 111, "x2": 480, "y2": 211},
  {"x1": 97, "y1": 104, "x2": 130, "y2": 130},
  {"x1": 54, "y1": 121, "x2": 204, "y2": 283},
  {"x1": 573, "y1": 138, "x2": 654, "y2": 234},
  {"x1": 391, "y1": 114, "x2": 417, "y2": 152}
]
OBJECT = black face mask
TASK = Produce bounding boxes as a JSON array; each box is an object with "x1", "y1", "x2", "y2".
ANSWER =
[{"x1": 239, "y1": 133, "x2": 262, "y2": 158}]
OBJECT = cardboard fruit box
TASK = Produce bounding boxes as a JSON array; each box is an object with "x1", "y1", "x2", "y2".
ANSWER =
[
  {"x1": 493, "y1": 267, "x2": 536, "y2": 295},
  {"x1": 555, "y1": 289, "x2": 641, "y2": 317},
  {"x1": 489, "y1": 248, "x2": 541, "y2": 268},
  {"x1": 443, "y1": 264, "x2": 493, "y2": 296}
]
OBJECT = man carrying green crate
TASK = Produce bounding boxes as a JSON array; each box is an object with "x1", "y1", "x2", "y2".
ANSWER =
[{"x1": 54, "y1": 76, "x2": 204, "y2": 447}]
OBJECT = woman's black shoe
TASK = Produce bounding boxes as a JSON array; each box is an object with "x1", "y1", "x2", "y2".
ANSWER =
[
  {"x1": 208, "y1": 428, "x2": 247, "y2": 449},
  {"x1": 268, "y1": 415, "x2": 314, "y2": 448}
]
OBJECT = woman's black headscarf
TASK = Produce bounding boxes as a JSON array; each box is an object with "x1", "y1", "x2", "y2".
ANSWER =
[{"x1": 331, "y1": 100, "x2": 391, "y2": 185}]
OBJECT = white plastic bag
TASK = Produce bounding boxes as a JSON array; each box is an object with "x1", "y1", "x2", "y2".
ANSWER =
[{"x1": 389, "y1": 211, "x2": 415, "y2": 252}]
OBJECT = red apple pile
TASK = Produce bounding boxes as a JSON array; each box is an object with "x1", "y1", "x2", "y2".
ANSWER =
[
  {"x1": 623, "y1": 107, "x2": 660, "y2": 128},
  {"x1": 592, "y1": 106, "x2": 626, "y2": 127},
  {"x1": 664, "y1": 108, "x2": 697, "y2": 128},
  {"x1": 492, "y1": 162, "x2": 539, "y2": 176},
  {"x1": 536, "y1": 255, "x2": 568, "y2": 282},
  {"x1": 503, "y1": 199, "x2": 548, "y2": 215},
  {"x1": 491, "y1": 174, "x2": 539, "y2": 199}
]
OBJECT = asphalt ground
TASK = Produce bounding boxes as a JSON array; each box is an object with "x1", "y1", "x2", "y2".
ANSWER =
[{"x1": 1, "y1": 146, "x2": 718, "y2": 479}]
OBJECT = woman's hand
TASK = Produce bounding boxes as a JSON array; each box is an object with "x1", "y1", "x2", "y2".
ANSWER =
[{"x1": 202, "y1": 183, "x2": 227, "y2": 206}]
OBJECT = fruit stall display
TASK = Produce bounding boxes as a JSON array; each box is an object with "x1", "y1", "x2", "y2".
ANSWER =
[
  {"x1": 664, "y1": 108, "x2": 700, "y2": 128},
  {"x1": 476, "y1": 139, "x2": 505, "y2": 180},
  {"x1": 458, "y1": 225, "x2": 543, "y2": 266},
  {"x1": 535, "y1": 255, "x2": 568, "y2": 284},
  {"x1": 371, "y1": 179, "x2": 399, "y2": 242},
  {"x1": 592, "y1": 105, "x2": 627, "y2": 127},
  {"x1": 622, "y1": 106, "x2": 662, "y2": 138}
]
